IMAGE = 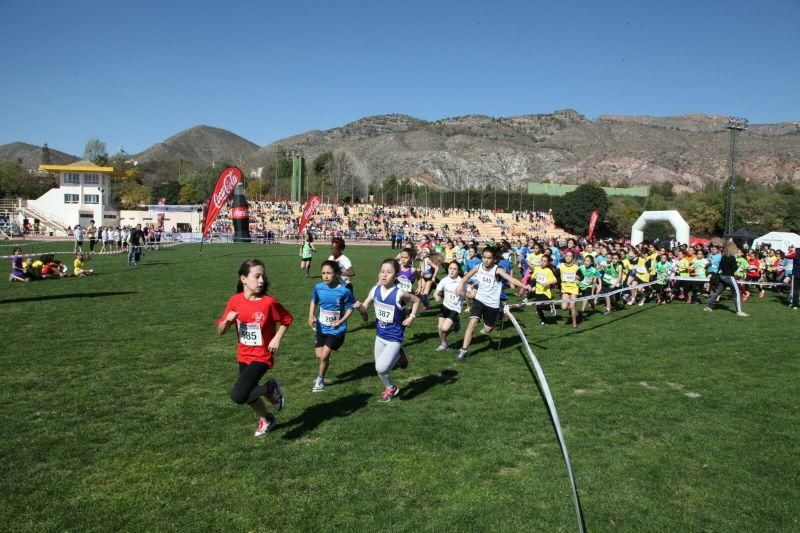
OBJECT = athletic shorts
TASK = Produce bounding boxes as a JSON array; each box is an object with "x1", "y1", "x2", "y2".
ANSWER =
[
  {"x1": 438, "y1": 307, "x2": 461, "y2": 331},
  {"x1": 579, "y1": 287, "x2": 593, "y2": 298},
  {"x1": 315, "y1": 332, "x2": 345, "y2": 351},
  {"x1": 469, "y1": 299, "x2": 500, "y2": 328}
]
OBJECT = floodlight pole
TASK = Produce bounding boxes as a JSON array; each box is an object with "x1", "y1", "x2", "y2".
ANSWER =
[{"x1": 724, "y1": 116, "x2": 747, "y2": 236}]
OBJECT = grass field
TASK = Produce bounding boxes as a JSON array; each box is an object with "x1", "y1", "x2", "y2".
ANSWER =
[{"x1": 1, "y1": 242, "x2": 798, "y2": 531}]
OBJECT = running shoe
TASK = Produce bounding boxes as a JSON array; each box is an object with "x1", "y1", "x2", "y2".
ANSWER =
[
  {"x1": 378, "y1": 386, "x2": 399, "y2": 403},
  {"x1": 736, "y1": 311, "x2": 750, "y2": 317},
  {"x1": 254, "y1": 413, "x2": 276, "y2": 438},
  {"x1": 703, "y1": 307, "x2": 713, "y2": 312},
  {"x1": 540, "y1": 321, "x2": 547, "y2": 327},
  {"x1": 435, "y1": 343, "x2": 449, "y2": 351},
  {"x1": 312, "y1": 376, "x2": 326, "y2": 392},
  {"x1": 571, "y1": 323, "x2": 578, "y2": 329},
  {"x1": 396, "y1": 349, "x2": 409, "y2": 369},
  {"x1": 265, "y1": 379, "x2": 285, "y2": 411},
  {"x1": 743, "y1": 291, "x2": 751, "y2": 301},
  {"x1": 549, "y1": 305, "x2": 557, "y2": 316},
  {"x1": 603, "y1": 308, "x2": 612, "y2": 315},
  {"x1": 455, "y1": 348, "x2": 468, "y2": 361}
]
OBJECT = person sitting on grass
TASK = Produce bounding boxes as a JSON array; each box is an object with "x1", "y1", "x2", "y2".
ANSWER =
[
  {"x1": 73, "y1": 252, "x2": 94, "y2": 277},
  {"x1": 9, "y1": 246, "x2": 29, "y2": 282}
]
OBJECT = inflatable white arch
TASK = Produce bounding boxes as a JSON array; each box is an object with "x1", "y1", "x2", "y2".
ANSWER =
[{"x1": 631, "y1": 210, "x2": 690, "y2": 245}]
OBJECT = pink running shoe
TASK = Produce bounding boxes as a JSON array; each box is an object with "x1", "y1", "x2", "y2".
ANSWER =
[
  {"x1": 254, "y1": 413, "x2": 276, "y2": 438},
  {"x1": 378, "y1": 386, "x2": 399, "y2": 403},
  {"x1": 265, "y1": 379, "x2": 285, "y2": 411},
  {"x1": 743, "y1": 291, "x2": 751, "y2": 301}
]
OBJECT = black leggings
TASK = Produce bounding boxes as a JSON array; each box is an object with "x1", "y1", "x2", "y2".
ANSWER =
[
  {"x1": 533, "y1": 293, "x2": 550, "y2": 322},
  {"x1": 231, "y1": 361, "x2": 270, "y2": 405}
]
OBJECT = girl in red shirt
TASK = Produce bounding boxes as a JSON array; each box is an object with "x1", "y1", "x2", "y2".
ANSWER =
[{"x1": 217, "y1": 259, "x2": 293, "y2": 437}]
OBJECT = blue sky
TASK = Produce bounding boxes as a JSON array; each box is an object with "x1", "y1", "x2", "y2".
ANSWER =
[{"x1": 1, "y1": 0, "x2": 798, "y2": 156}]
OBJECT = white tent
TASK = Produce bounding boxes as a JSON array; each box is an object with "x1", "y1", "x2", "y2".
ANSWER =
[{"x1": 752, "y1": 231, "x2": 800, "y2": 252}]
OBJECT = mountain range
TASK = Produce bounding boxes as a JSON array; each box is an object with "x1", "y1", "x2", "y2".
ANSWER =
[{"x1": 3, "y1": 110, "x2": 799, "y2": 192}]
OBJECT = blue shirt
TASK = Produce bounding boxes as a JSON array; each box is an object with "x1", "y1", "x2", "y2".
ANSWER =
[
  {"x1": 312, "y1": 282, "x2": 355, "y2": 336},
  {"x1": 373, "y1": 285, "x2": 406, "y2": 342},
  {"x1": 708, "y1": 253, "x2": 722, "y2": 274}
]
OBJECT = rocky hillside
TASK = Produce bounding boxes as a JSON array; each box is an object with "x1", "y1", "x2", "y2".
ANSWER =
[
  {"x1": 0, "y1": 142, "x2": 78, "y2": 168},
  {"x1": 133, "y1": 125, "x2": 260, "y2": 167},
  {"x1": 248, "y1": 110, "x2": 800, "y2": 192}
]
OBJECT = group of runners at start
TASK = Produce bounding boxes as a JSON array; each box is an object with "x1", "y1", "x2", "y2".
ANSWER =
[{"x1": 216, "y1": 236, "x2": 788, "y2": 437}]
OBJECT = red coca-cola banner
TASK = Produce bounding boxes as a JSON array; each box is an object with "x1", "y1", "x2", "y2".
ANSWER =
[
  {"x1": 587, "y1": 210, "x2": 599, "y2": 240},
  {"x1": 298, "y1": 195, "x2": 321, "y2": 237},
  {"x1": 202, "y1": 166, "x2": 243, "y2": 236}
]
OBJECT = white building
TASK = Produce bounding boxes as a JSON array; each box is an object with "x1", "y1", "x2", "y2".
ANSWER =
[{"x1": 35, "y1": 160, "x2": 119, "y2": 229}]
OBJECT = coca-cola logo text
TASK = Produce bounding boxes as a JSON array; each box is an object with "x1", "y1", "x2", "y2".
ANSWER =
[
  {"x1": 231, "y1": 207, "x2": 249, "y2": 219},
  {"x1": 303, "y1": 196, "x2": 321, "y2": 219},
  {"x1": 212, "y1": 168, "x2": 242, "y2": 209}
]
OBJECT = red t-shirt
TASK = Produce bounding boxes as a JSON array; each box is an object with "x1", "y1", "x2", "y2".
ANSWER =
[{"x1": 217, "y1": 293, "x2": 293, "y2": 366}]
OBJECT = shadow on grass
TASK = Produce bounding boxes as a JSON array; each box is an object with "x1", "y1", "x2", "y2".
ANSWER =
[
  {"x1": 280, "y1": 392, "x2": 371, "y2": 440},
  {"x1": 333, "y1": 362, "x2": 374, "y2": 385},
  {"x1": 0, "y1": 291, "x2": 137, "y2": 304},
  {"x1": 401, "y1": 369, "x2": 458, "y2": 401},
  {"x1": 141, "y1": 261, "x2": 174, "y2": 266},
  {"x1": 403, "y1": 331, "x2": 444, "y2": 348}
]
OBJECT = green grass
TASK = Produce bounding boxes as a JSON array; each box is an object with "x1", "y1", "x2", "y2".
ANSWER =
[{"x1": 1, "y1": 243, "x2": 798, "y2": 531}]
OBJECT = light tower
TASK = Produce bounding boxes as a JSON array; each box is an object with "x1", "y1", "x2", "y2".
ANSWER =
[{"x1": 724, "y1": 116, "x2": 748, "y2": 235}]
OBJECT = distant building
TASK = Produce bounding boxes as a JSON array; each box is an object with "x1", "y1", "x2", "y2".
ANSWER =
[{"x1": 35, "y1": 160, "x2": 119, "y2": 228}]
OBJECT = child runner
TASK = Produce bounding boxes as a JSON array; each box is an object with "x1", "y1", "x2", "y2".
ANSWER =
[
  {"x1": 395, "y1": 247, "x2": 418, "y2": 294},
  {"x1": 417, "y1": 248, "x2": 440, "y2": 310},
  {"x1": 455, "y1": 246, "x2": 531, "y2": 360},
  {"x1": 299, "y1": 235, "x2": 316, "y2": 277},
  {"x1": 9, "y1": 246, "x2": 28, "y2": 282},
  {"x1": 600, "y1": 253, "x2": 623, "y2": 313},
  {"x1": 654, "y1": 254, "x2": 672, "y2": 304},
  {"x1": 433, "y1": 261, "x2": 464, "y2": 351},
  {"x1": 530, "y1": 254, "x2": 557, "y2": 325},
  {"x1": 557, "y1": 251, "x2": 580, "y2": 328},
  {"x1": 355, "y1": 259, "x2": 421, "y2": 402},
  {"x1": 577, "y1": 255, "x2": 599, "y2": 319},
  {"x1": 329, "y1": 237, "x2": 355, "y2": 294},
  {"x1": 216, "y1": 259, "x2": 291, "y2": 437},
  {"x1": 308, "y1": 260, "x2": 355, "y2": 392}
]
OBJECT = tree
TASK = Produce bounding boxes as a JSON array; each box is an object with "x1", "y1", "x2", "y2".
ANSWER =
[
  {"x1": 83, "y1": 138, "x2": 108, "y2": 164},
  {"x1": 120, "y1": 185, "x2": 152, "y2": 208},
  {"x1": 178, "y1": 184, "x2": 201, "y2": 205},
  {"x1": 245, "y1": 179, "x2": 263, "y2": 201},
  {"x1": 41, "y1": 143, "x2": 52, "y2": 165},
  {"x1": 551, "y1": 184, "x2": 609, "y2": 236},
  {"x1": 152, "y1": 181, "x2": 181, "y2": 204},
  {"x1": 328, "y1": 151, "x2": 353, "y2": 203},
  {"x1": 686, "y1": 201, "x2": 722, "y2": 236}
]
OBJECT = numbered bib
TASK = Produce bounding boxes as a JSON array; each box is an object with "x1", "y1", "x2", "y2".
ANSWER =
[
  {"x1": 530, "y1": 256, "x2": 541, "y2": 266},
  {"x1": 445, "y1": 291, "x2": 460, "y2": 307},
  {"x1": 396, "y1": 276, "x2": 413, "y2": 293},
  {"x1": 562, "y1": 272, "x2": 576, "y2": 283},
  {"x1": 238, "y1": 322, "x2": 263, "y2": 346},
  {"x1": 319, "y1": 308, "x2": 339, "y2": 327},
  {"x1": 374, "y1": 300, "x2": 395, "y2": 324},
  {"x1": 603, "y1": 273, "x2": 617, "y2": 284},
  {"x1": 636, "y1": 265, "x2": 647, "y2": 274},
  {"x1": 536, "y1": 273, "x2": 547, "y2": 285}
]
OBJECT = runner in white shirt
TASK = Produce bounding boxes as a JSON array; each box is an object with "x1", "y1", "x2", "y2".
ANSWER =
[
  {"x1": 328, "y1": 237, "x2": 355, "y2": 294},
  {"x1": 455, "y1": 246, "x2": 531, "y2": 361},
  {"x1": 433, "y1": 261, "x2": 464, "y2": 351}
]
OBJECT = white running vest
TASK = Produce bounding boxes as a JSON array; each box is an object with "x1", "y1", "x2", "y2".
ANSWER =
[{"x1": 474, "y1": 265, "x2": 501, "y2": 308}]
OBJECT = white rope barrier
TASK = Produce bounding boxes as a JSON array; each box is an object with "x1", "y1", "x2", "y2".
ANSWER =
[
  {"x1": 0, "y1": 240, "x2": 184, "y2": 259},
  {"x1": 504, "y1": 307, "x2": 586, "y2": 532}
]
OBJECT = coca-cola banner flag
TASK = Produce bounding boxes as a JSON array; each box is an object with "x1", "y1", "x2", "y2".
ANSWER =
[
  {"x1": 202, "y1": 166, "x2": 243, "y2": 236},
  {"x1": 587, "y1": 210, "x2": 599, "y2": 240},
  {"x1": 298, "y1": 195, "x2": 322, "y2": 237}
]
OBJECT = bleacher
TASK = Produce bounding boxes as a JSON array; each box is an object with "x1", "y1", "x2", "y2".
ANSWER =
[{"x1": 239, "y1": 202, "x2": 574, "y2": 242}]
